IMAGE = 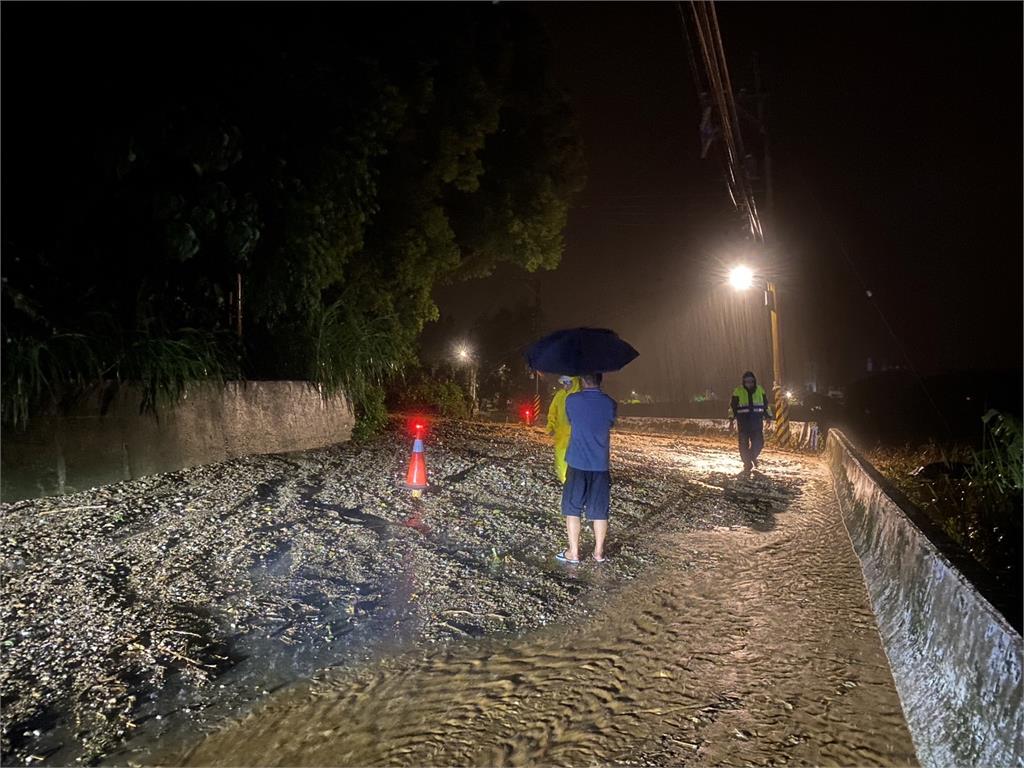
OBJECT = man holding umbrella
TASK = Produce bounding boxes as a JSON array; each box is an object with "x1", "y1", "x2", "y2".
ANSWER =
[
  {"x1": 559, "y1": 372, "x2": 616, "y2": 563},
  {"x1": 526, "y1": 328, "x2": 637, "y2": 565}
]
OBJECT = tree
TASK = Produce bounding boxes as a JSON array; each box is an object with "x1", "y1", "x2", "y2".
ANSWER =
[{"x1": 2, "y1": 4, "x2": 585, "y2": 429}]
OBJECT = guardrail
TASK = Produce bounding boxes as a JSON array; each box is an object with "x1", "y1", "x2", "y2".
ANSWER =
[{"x1": 826, "y1": 428, "x2": 1022, "y2": 768}]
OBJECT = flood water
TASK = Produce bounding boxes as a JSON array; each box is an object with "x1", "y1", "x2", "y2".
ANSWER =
[{"x1": 149, "y1": 445, "x2": 917, "y2": 767}]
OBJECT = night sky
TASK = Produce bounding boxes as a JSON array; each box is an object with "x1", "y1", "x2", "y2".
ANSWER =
[{"x1": 434, "y1": 2, "x2": 1023, "y2": 398}]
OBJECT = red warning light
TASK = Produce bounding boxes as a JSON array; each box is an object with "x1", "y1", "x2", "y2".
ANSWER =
[
  {"x1": 520, "y1": 405, "x2": 534, "y2": 425},
  {"x1": 406, "y1": 416, "x2": 429, "y2": 438}
]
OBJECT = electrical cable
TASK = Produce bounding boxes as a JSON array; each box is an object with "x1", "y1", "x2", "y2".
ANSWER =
[
  {"x1": 708, "y1": 3, "x2": 763, "y2": 242},
  {"x1": 687, "y1": 1, "x2": 762, "y2": 242}
]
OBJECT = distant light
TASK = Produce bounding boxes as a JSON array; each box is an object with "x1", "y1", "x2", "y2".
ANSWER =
[
  {"x1": 729, "y1": 265, "x2": 754, "y2": 290},
  {"x1": 786, "y1": 390, "x2": 794, "y2": 400}
]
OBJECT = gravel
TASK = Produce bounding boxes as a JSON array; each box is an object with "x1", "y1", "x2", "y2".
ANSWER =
[{"x1": 1, "y1": 418, "x2": 782, "y2": 765}]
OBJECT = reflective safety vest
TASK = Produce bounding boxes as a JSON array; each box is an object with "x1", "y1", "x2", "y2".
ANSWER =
[{"x1": 731, "y1": 385, "x2": 771, "y2": 417}]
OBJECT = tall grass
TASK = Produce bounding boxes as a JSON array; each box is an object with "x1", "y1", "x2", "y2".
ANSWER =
[
  {"x1": 309, "y1": 296, "x2": 410, "y2": 439},
  {"x1": 115, "y1": 329, "x2": 239, "y2": 415},
  {"x1": 1, "y1": 332, "x2": 101, "y2": 429},
  {"x1": 970, "y1": 409, "x2": 1024, "y2": 496},
  {"x1": 1, "y1": 326, "x2": 240, "y2": 429},
  {"x1": 3, "y1": 282, "x2": 411, "y2": 437}
]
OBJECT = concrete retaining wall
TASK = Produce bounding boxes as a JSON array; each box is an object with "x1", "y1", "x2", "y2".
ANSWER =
[
  {"x1": 1, "y1": 382, "x2": 354, "y2": 502},
  {"x1": 827, "y1": 428, "x2": 1023, "y2": 768}
]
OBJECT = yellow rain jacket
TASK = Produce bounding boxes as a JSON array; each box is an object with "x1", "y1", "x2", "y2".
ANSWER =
[{"x1": 547, "y1": 377, "x2": 581, "y2": 483}]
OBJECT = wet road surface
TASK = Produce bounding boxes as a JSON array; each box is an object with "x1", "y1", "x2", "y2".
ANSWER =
[
  {"x1": 2, "y1": 420, "x2": 757, "y2": 764},
  {"x1": 158, "y1": 431, "x2": 917, "y2": 767}
]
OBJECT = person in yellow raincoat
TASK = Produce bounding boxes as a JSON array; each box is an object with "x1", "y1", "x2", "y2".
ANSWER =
[{"x1": 546, "y1": 375, "x2": 581, "y2": 483}]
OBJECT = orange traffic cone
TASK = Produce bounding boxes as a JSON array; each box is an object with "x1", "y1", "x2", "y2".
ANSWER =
[{"x1": 405, "y1": 436, "x2": 428, "y2": 494}]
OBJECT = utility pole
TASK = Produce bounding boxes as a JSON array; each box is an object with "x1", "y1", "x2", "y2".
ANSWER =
[
  {"x1": 753, "y1": 53, "x2": 789, "y2": 449},
  {"x1": 468, "y1": 363, "x2": 478, "y2": 417},
  {"x1": 766, "y1": 280, "x2": 790, "y2": 447},
  {"x1": 236, "y1": 272, "x2": 243, "y2": 338},
  {"x1": 228, "y1": 272, "x2": 244, "y2": 338}
]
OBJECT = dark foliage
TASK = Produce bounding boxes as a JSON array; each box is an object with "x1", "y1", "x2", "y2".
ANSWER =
[{"x1": 2, "y1": 5, "x2": 584, "y2": 432}]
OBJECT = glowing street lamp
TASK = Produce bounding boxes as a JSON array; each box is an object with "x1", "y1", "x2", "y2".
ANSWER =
[
  {"x1": 452, "y1": 342, "x2": 478, "y2": 416},
  {"x1": 729, "y1": 265, "x2": 755, "y2": 291}
]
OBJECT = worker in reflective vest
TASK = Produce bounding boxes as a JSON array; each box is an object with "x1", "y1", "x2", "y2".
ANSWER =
[{"x1": 730, "y1": 370, "x2": 774, "y2": 474}]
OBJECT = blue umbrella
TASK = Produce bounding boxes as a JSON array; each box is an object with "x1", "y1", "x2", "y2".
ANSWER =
[{"x1": 525, "y1": 327, "x2": 639, "y2": 375}]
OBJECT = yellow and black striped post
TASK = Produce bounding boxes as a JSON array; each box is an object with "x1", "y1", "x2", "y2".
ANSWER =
[
  {"x1": 766, "y1": 281, "x2": 791, "y2": 449},
  {"x1": 772, "y1": 384, "x2": 791, "y2": 449},
  {"x1": 525, "y1": 370, "x2": 541, "y2": 426}
]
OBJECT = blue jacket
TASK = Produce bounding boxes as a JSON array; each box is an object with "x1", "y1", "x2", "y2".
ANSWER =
[{"x1": 565, "y1": 389, "x2": 617, "y2": 471}]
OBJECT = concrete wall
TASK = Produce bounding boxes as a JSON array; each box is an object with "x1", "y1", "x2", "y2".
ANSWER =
[
  {"x1": 1, "y1": 382, "x2": 354, "y2": 502},
  {"x1": 827, "y1": 429, "x2": 1023, "y2": 768}
]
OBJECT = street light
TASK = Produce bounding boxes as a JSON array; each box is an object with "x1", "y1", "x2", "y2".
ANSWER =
[
  {"x1": 728, "y1": 264, "x2": 791, "y2": 448},
  {"x1": 452, "y1": 342, "x2": 478, "y2": 416},
  {"x1": 729, "y1": 265, "x2": 754, "y2": 291}
]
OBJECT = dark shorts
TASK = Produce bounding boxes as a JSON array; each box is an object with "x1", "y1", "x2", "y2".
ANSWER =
[{"x1": 561, "y1": 467, "x2": 611, "y2": 521}]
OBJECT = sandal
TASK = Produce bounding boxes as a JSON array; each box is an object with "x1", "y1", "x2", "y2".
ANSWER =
[{"x1": 555, "y1": 550, "x2": 580, "y2": 565}]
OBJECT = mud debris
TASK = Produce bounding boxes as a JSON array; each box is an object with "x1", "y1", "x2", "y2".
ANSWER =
[{"x1": 1, "y1": 418, "x2": 794, "y2": 765}]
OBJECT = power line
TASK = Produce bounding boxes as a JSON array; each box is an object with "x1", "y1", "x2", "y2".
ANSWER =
[
  {"x1": 691, "y1": 4, "x2": 742, "y2": 196},
  {"x1": 707, "y1": 2, "x2": 763, "y2": 242},
  {"x1": 681, "y1": 1, "x2": 764, "y2": 244},
  {"x1": 676, "y1": 2, "x2": 748, "y2": 223},
  {"x1": 676, "y1": 1, "x2": 705, "y2": 103}
]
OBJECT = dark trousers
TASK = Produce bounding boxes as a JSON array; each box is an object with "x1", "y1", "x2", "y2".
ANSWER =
[
  {"x1": 561, "y1": 467, "x2": 611, "y2": 520},
  {"x1": 738, "y1": 428, "x2": 764, "y2": 470}
]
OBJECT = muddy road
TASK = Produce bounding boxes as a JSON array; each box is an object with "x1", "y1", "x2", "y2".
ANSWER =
[{"x1": 1, "y1": 420, "x2": 914, "y2": 766}]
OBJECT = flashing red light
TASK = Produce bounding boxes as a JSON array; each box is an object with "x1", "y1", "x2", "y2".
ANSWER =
[
  {"x1": 519, "y1": 405, "x2": 534, "y2": 424},
  {"x1": 406, "y1": 416, "x2": 429, "y2": 438}
]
